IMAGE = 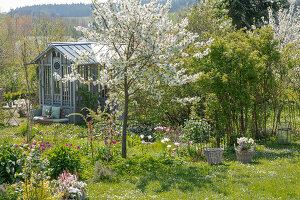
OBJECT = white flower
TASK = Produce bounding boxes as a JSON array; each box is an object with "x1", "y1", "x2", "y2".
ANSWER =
[
  {"x1": 140, "y1": 135, "x2": 144, "y2": 139},
  {"x1": 147, "y1": 135, "x2": 152, "y2": 140},
  {"x1": 174, "y1": 142, "x2": 180, "y2": 147},
  {"x1": 167, "y1": 145, "x2": 171, "y2": 148},
  {"x1": 164, "y1": 138, "x2": 170, "y2": 142},
  {"x1": 161, "y1": 139, "x2": 165, "y2": 143},
  {"x1": 249, "y1": 138, "x2": 254, "y2": 144}
]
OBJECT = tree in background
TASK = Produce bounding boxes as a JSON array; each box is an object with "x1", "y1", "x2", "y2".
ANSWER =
[
  {"x1": 227, "y1": 0, "x2": 288, "y2": 29},
  {"x1": 184, "y1": 0, "x2": 232, "y2": 40},
  {"x1": 0, "y1": 13, "x2": 71, "y2": 139},
  {"x1": 192, "y1": 28, "x2": 281, "y2": 143},
  {"x1": 263, "y1": 1, "x2": 300, "y2": 131}
]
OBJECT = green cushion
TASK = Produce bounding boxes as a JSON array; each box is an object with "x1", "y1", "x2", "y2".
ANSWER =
[
  {"x1": 51, "y1": 106, "x2": 61, "y2": 119},
  {"x1": 42, "y1": 106, "x2": 52, "y2": 117}
]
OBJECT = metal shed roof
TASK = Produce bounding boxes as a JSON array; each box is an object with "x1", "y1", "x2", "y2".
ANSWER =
[{"x1": 29, "y1": 42, "x2": 110, "y2": 65}]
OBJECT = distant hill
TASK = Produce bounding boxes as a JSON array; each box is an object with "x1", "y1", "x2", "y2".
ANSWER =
[
  {"x1": 9, "y1": 4, "x2": 92, "y2": 17},
  {"x1": 8, "y1": 1, "x2": 197, "y2": 18}
]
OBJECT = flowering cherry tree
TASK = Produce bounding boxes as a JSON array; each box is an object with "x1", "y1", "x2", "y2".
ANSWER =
[
  {"x1": 265, "y1": 0, "x2": 300, "y2": 49},
  {"x1": 70, "y1": 0, "x2": 200, "y2": 158}
]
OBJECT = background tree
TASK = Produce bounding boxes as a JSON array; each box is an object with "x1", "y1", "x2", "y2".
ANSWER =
[
  {"x1": 184, "y1": 0, "x2": 232, "y2": 40},
  {"x1": 192, "y1": 28, "x2": 281, "y2": 144},
  {"x1": 264, "y1": 1, "x2": 300, "y2": 131},
  {"x1": 227, "y1": 0, "x2": 288, "y2": 29}
]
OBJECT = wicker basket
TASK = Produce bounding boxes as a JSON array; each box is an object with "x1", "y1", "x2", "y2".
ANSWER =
[
  {"x1": 235, "y1": 148, "x2": 255, "y2": 163},
  {"x1": 204, "y1": 148, "x2": 224, "y2": 165}
]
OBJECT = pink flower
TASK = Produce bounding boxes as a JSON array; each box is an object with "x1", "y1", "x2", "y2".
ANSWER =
[
  {"x1": 174, "y1": 142, "x2": 180, "y2": 147},
  {"x1": 30, "y1": 145, "x2": 33, "y2": 148},
  {"x1": 46, "y1": 141, "x2": 49, "y2": 144},
  {"x1": 69, "y1": 143, "x2": 72, "y2": 146},
  {"x1": 77, "y1": 146, "x2": 80, "y2": 149},
  {"x1": 115, "y1": 131, "x2": 120, "y2": 135},
  {"x1": 117, "y1": 139, "x2": 120, "y2": 142},
  {"x1": 40, "y1": 144, "x2": 43, "y2": 147},
  {"x1": 15, "y1": 145, "x2": 19, "y2": 148},
  {"x1": 111, "y1": 140, "x2": 116, "y2": 144},
  {"x1": 33, "y1": 142, "x2": 36, "y2": 145},
  {"x1": 42, "y1": 147, "x2": 45, "y2": 151},
  {"x1": 105, "y1": 140, "x2": 108, "y2": 145},
  {"x1": 66, "y1": 144, "x2": 69, "y2": 146}
]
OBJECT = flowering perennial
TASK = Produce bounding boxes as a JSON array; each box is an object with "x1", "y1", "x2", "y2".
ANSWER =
[
  {"x1": 55, "y1": 170, "x2": 87, "y2": 200},
  {"x1": 236, "y1": 137, "x2": 255, "y2": 151}
]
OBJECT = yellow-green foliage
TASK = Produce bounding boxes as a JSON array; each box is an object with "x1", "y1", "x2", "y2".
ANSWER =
[{"x1": 20, "y1": 178, "x2": 63, "y2": 200}]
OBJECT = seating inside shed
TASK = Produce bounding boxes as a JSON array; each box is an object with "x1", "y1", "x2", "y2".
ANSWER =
[{"x1": 31, "y1": 106, "x2": 69, "y2": 124}]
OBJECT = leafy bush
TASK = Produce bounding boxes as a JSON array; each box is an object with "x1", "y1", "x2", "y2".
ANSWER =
[
  {"x1": 0, "y1": 142, "x2": 24, "y2": 184},
  {"x1": 47, "y1": 144, "x2": 82, "y2": 179},
  {"x1": 183, "y1": 118, "x2": 211, "y2": 144},
  {"x1": 0, "y1": 184, "x2": 18, "y2": 200},
  {"x1": 3, "y1": 91, "x2": 26, "y2": 103}
]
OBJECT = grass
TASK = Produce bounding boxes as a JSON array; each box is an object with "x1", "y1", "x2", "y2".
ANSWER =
[
  {"x1": 0, "y1": 119, "x2": 299, "y2": 200},
  {"x1": 87, "y1": 144, "x2": 300, "y2": 199}
]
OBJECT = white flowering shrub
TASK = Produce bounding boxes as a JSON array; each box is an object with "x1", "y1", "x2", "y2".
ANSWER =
[{"x1": 236, "y1": 137, "x2": 255, "y2": 151}]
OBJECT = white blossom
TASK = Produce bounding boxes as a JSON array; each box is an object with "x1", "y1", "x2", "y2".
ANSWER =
[
  {"x1": 264, "y1": 0, "x2": 300, "y2": 50},
  {"x1": 60, "y1": 0, "x2": 203, "y2": 106}
]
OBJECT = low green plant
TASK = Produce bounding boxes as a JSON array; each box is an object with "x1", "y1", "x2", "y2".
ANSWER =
[
  {"x1": 111, "y1": 154, "x2": 183, "y2": 177},
  {"x1": 182, "y1": 107, "x2": 211, "y2": 144},
  {"x1": 0, "y1": 184, "x2": 18, "y2": 200},
  {"x1": 47, "y1": 144, "x2": 82, "y2": 179},
  {"x1": 93, "y1": 161, "x2": 114, "y2": 182},
  {"x1": 0, "y1": 142, "x2": 24, "y2": 184},
  {"x1": 16, "y1": 141, "x2": 55, "y2": 200}
]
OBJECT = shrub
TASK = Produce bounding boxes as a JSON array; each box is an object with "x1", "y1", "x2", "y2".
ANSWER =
[
  {"x1": 3, "y1": 91, "x2": 27, "y2": 103},
  {"x1": 0, "y1": 142, "x2": 24, "y2": 184},
  {"x1": 47, "y1": 144, "x2": 82, "y2": 180},
  {"x1": 0, "y1": 184, "x2": 18, "y2": 200},
  {"x1": 182, "y1": 118, "x2": 211, "y2": 144}
]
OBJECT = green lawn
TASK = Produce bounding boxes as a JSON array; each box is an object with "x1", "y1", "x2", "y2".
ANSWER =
[{"x1": 87, "y1": 144, "x2": 300, "y2": 200}]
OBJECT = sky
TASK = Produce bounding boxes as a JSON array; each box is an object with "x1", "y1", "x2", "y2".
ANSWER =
[{"x1": 0, "y1": 0, "x2": 105, "y2": 13}]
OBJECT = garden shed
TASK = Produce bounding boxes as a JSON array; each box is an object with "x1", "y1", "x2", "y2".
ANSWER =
[{"x1": 29, "y1": 42, "x2": 108, "y2": 123}]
